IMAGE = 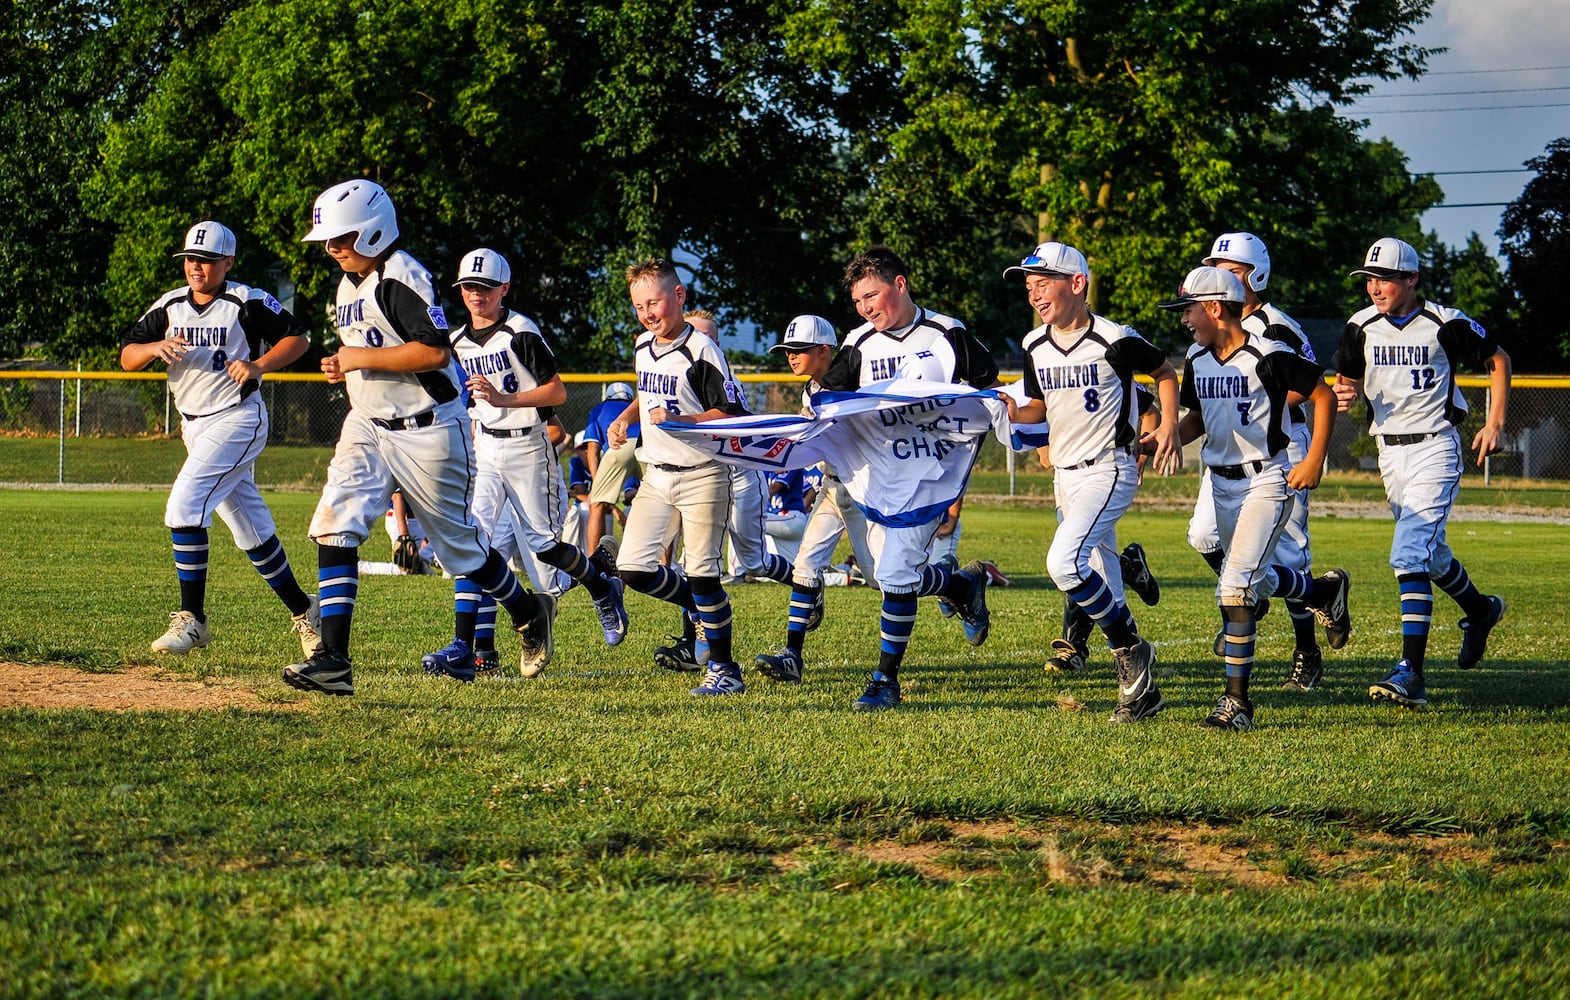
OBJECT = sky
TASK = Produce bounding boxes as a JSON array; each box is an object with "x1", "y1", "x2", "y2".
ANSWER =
[{"x1": 1353, "y1": 0, "x2": 1570, "y2": 256}]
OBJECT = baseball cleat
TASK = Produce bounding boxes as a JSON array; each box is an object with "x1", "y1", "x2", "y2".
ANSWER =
[
  {"x1": 936, "y1": 596, "x2": 958, "y2": 618},
  {"x1": 1369, "y1": 659, "x2": 1427, "y2": 708},
  {"x1": 517, "y1": 594, "x2": 557, "y2": 678},
  {"x1": 1283, "y1": 647, "x2": 1323, "y2": 691},
  {"x1": 1108, "y1": 638, "x2": 1163, "y2": 723},
  {"x1": 1044, "y1": 639, "x2": 1087, "y2": 673},
  {"x1": 979, "y1": 560, "x2": 1012, "y2": 588},
  {"x1": 594, "y1": 576, "x2": 630, "y2": 647},
  {"x1": 290, "y1": 595, "x2": 323, "y2": 659},
  {"x1": 1457, "y1": 595, "x2": 1506, "y2": 670},
  {"x1": 151, "y1": 610, "x2": 212, "y2": 655},
  {"x1": 754, "y1": 647, "x2": 804, "y2": 683},
  {"x1": 653, "y1": 635, "x2": 703, "y2": 673},
  {"x1": 1120, "y1": 543, "x2": 1160, "y2": 606},
  {"x1": 1199, "y1": 694, "x2": 1254, "y2": 731},
  {"x1": 957, "y1": 560, "x2": 991, "y2": 646},
  {"x1": 421, "y1": 637, "x2": 477, "y2": 683},
  {"x1": 474, "y1": 648, "x2": 500, "y2": 674},
  {"x1": 282, "y1": 647, "x2": 354, "y2": 696},
  {"x1": 690, "y1": 661, "x2": 745, "y2": 696},
  {"x1": 1311, "y1": 569, "x2": 1352, "y2": 649},
  {"x1": 853, "y1": 671, "x2": 902, "y2": 711}
]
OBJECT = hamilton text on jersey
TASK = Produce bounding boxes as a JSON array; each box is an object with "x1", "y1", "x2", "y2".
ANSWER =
[
  {"x1": 335, "y1": 301, "x2": 366, "y2": 327},
  {"x1": 170, "y1": 325, "x2": 229, "y2": 347},
  {"x1": 1371, "y1": 344, "x2": 1431, "y2": 367},
  {"x1": 1035, "y1": 362, "x2": 1101, "y2": 390},
  {"x1": 460, "y1": 349, "x2": 513, "y2": 378},
  {"x1": 1191, "y1": 374, "x2": 1251, "y2": 399},
  {"x1": 638, "y1": 371, "x2": 681, "y2": 396}
]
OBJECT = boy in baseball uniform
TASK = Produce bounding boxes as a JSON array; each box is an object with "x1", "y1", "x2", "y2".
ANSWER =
[
  {"x1": 121, "y1": 221, "x2": 321, "y2": 658},
  {"x1": 1002, "y1": 242, "x2": 1182, "y2": 724},
  {"x1": 1332, "y1": 237, "x2": 1511, "y2": 708},
  {"x1": 421, "y1": 248, "x2": 629, "y2": 679},
  {"x1": 607, "y1": 259, "x2": 749, "y2": 695},
  {"x1": 752, "y1": 314, "x2": 878, "y2": 685},
  {"x1": 285, "y1": 180, "x2": 554, "y2": 695},
  {"x1": 1193, "y1": 232, "x2": 1334, "y2": 689},
  {"x1": 1162, "y1": 266, "x2": 1347, "y2": 730},
  {"x1": 819, "y1": 247, "x2": 999, "y2": 711}
]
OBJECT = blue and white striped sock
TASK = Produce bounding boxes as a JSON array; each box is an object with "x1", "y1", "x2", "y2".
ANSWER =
[
  {"x1": 172, "y1": 526, "x2": 209, "y2": 621},
  {"x1": 246, "y1": 535, "x2": 309, "y2": 615},
  {"x1": 877, "y1": 593, "x2": 919, "y2": 679}
]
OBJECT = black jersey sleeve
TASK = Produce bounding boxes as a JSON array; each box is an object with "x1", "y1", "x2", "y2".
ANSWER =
[
  {"x1": 1259, "y1": 351, "x2": 1328, "y2": 399},
  {"x1": 1437, "y1": 315, "x2": 1501, "y2": 370},
  {"x1": 1022, "y1": 361, "x2": 1044, "y2": 401},
  {"x1": 1179, "y1": 354, "x2": 1201, "y2": 412},
  {"x1": 239, "y1": 295, "x2": 305, "y2": 357},
  {"x1": 1106, "y1": 334, "x2": 1168, "y2": 377},
  {"x1": 690, "y1": 359, "x2": 746, "y2": 415},
  {"x1": 820, "y1": 345, "x2": 862, "y2": 392},
  {"x1": 944, "y1": 326, "x2": 999, "y2": 387},
  {"x1": 122, "y1": 303, "x2": 171, "y2": 348},
  {"x1": 512, "y1": 329, "x2": 561, "y2": 384},
  {"x1": 1331, "y1": 321, "x2": 1367, "y2": 377},
  {"x1": 378, "y1": 279, "x2": 451, "y2": 349}
]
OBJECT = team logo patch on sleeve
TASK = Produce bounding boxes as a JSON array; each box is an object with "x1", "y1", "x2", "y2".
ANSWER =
[
  {"x1": 724, "y1": 380, "x2": 744, "y2": 404},
  {"x1": 1469, "y1": 318, "x2": 1487, "y2": 338},
  {"x1": 428, "y1": 306, "x2": 449, "y2": 330},
  {"x1": 262, "y1": 293, "x2": 283, "y2": 314}
]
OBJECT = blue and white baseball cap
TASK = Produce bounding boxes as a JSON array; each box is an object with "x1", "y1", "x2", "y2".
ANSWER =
[
  {"x1": 453, "y1": 248, "x2": 511, "y2": 288},
  {"x1": 769, "y1": 314, "x2": 838, "y2": 353},
  {"x1": 1158, "y1": 266, "x2": 1247, "y2": 309},
  {"x1": 1003, "y1": 241, "x2": 1089, "y2": 281},
  {"x1": 1351, "y1": 237, "x2": 1420, "y2": 278},
  {"x1": 173, "y1": 221, "x2": 236, "y2": 260}
]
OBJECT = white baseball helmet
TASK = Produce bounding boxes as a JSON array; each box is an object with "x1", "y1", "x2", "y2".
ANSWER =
[
  {"x1": 1204, "y1": 232, "x2": 1270, "y2": 291},
  {"x1": 604, "y1": 382, "x2": 635, "y2": 402},
  {"x1": 303, "y1": 179, "x2": 399, "y2": 257}
]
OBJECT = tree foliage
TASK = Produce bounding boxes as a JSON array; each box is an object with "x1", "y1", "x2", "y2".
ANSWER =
[
  {"x1": 5, "y1": 0, "x2": 1450, "y2": 366},
  {"x1": 1500, "y1": 137, "x2": 1570, "y2": 372}
]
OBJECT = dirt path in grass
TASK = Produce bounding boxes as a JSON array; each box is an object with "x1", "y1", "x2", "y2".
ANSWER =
[{"x1": 0, "y1": 661, "x2": 300, "y2": 712}]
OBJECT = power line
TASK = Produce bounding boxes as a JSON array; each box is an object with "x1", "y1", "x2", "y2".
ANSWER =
[
  {"x1": 1421, "y1": 64, "x2": 1570, "y2": 76},
  {"x1": 1359, "y1": 101, "x2": 1570, "y2": 115},
  {"x1": 1412, "y1": 169, "x2": 1532, "y2": 176},
  {"x1": 1362, "y1": 84, "x2": 1570, "y2": 99}
]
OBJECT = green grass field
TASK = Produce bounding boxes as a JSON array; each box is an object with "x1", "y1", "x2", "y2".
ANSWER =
[{"x1": 1, "y1": 487, "x2": 1567, "y2": 996}]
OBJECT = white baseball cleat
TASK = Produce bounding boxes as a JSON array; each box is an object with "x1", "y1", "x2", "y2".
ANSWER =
[
  {"x1": 151, "y1": 610, "x2": 212, "y2": 654},
  {"x1": 291, "y1": 595, "x2": 323, "y2": 658}
]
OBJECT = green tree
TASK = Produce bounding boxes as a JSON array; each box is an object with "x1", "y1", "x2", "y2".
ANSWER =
[
  {"x1": 0, "y1": 2, "x2": 239, "y2": 361},
  {"x1": 1499, "y1": 137, "x2": 1570, "y2": 372},
  {"x1": 84, "y1": 0, "x2": 858, "y2": 368},
  {"x1": 781, "y1": 0, "x2": 1444, "y2": 350}
]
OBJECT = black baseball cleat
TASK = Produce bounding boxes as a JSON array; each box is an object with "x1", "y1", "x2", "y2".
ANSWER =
[
  {"x1": 283, "y1": 647, "x2": 354, "y2": 696},
  {"x1": 1199, "y1": 694, "x2": 1254, "y2": 731},
  {"x1": 1120, "y1": 543, "x2": 1160, "y2": 606},
  {"x1": 653, "y1": 635, "x2": 703, "y2": 673},
  {"x1": 1108, "y1": 638, "x2": 1163, "y2": 723},
  {"x1": 1457, "y1": 595, "x2": 1506, "y2": 670},
  {"x1": 1311, "y1": 569, "x2": 1352, "y2": 650},
  {"x1": 1283, "y1": 647, "x2": 1323, "y2": 691},
  {"x1": 1044, "y1": 639, "x2": 1087, "y2": 673}
]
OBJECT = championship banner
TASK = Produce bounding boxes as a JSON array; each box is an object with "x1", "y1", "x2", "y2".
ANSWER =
[{"x1": 661, "y1": 378, "x2": 1012, "y2": 527}]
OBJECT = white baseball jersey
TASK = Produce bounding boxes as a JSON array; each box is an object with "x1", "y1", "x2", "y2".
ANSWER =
[
  {"x1": 1181, "y1": 333, "x2": 1325, "y2": 467},
  {"x1": 1020, "y1": 315, "x2": 1166, "y2": 469},
  {"x1": 123, "y1": 281, "x2": 301, "y2": 416},
  {"x1": 825, "y1": 307, "x2": 998, "y2": 390},
  {"x1": 450, "y1": 309, "x2": 560, "y2": 431},
  {"x1": 1333, "y1": 300, "x2": 1500, "y2": 437},
  {"x1": 331, "y1": 250, "x2": 456, "y2": 420},
  {"x1": 633, "y1": 325, "x2": 746, "y2": 467}
]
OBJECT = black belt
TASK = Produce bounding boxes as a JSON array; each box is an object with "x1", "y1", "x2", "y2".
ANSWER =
[
  {"x1": 371, "y1": 410, "x2": 436, "y2": 431},
  {"x1": 179, "y1": 398, "x2": 250, "y2": 422},
  {"x1": 480, "y1": 424, "x2": 539, "y2": 438},
  {"x1": 1210, "y1": 461, "x2": 1266, "y2": 481},
  {"x1": 1381, "y1": 432, "x2": 1441, "y2": 446},
  {"x1": 1062, "y1": 445, "x2": 1135, "y2": 471},
  {"x1": 651, "y1": 462, "x2": 701, "y2": 473}
]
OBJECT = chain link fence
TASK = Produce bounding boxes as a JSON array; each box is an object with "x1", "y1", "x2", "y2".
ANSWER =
[{"x1": 2, "y1": 369, "x2": 1567, "y2": 488}]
